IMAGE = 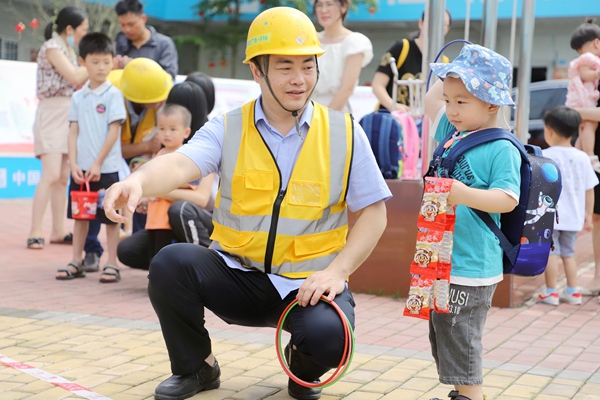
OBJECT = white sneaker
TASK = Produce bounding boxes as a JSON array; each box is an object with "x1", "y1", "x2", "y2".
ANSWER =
[
  {"x1": 559, "y1": 290, "x2": 582, "y2": 305},
  {"x1": 536, "y1": 291, "x2": 559, "y2": 306}
]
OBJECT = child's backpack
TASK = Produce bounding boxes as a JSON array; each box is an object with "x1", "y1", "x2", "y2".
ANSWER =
[
  {"x1": 359, "y1": 109, "x2": 403, "y2": 179},
  {"x1": 427, "y1": 128, "x2": 562, "y2": 276},
  {"x1": 391, "y1": 110, "x2": 420, "y2": 179}
]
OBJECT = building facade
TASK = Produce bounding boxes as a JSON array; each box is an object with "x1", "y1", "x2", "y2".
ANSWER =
[{"x1": 1, "y1": 0, "x2": 599, "y2": 84}]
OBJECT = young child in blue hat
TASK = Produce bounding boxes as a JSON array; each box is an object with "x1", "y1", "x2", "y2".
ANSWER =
[{"x1": 424, "y1": 44, "x2": 521, "y2": 400}]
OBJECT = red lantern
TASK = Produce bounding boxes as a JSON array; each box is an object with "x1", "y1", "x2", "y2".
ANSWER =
[
  {"x1": 15, "y1": 22, "x2": 25, "y2": 40},
  {"x1": 29, "y1": 18, "x2": 40, "y2": 30},
  {"x1": 219, "y1": 60, "x2": 227, "y2": 67},
  {"x1": 227, "y1": 7, "x2": 233, "y2": 14},
  {"x1": 199, "y1": 10, "x2": 205, "y2": 18},
  {"x1": 368, "y1": 7, "x2": 375, "y2": 14},
  {"x1": 208, "y1": 61, "x2": 215, "y2": 70}
]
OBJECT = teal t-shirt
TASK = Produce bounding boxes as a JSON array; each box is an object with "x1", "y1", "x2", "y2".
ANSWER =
[{"x1": 434, "y1": 114, "x2": 521, "y2": 285}]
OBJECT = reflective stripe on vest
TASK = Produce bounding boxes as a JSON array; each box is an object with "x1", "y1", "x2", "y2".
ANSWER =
[{"x1": 209, "y1": 100, "x2": 353, "y2": 278}]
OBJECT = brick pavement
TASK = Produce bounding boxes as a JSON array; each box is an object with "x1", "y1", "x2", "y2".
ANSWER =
[{"x1": 1, "y1": 198, "x2": 600, "y2": 399}]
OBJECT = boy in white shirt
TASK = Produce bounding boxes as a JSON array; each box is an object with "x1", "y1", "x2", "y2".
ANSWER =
[{"x1": 537, "y1": 106, "x2": 599, "y2": 305}]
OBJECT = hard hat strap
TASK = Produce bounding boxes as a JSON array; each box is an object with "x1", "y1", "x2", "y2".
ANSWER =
[{"x1": 256, "y1": 55, "x2": 320, "y2": 140}]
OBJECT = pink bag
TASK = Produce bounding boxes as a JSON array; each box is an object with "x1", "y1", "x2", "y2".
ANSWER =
[{"x1": 391, "y1": 110, "x2": 420, "y2": 179}]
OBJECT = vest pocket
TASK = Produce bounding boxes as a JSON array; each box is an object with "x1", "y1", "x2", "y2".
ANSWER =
[
  {"x1": 288, "y1": 180, "x2": 323, "y2": 207},
  {"x1": 244, "y1": 170, "x2": 274, "y2": 190},
  {"x1": 214, "y1": 224, "x2": 255, "y2": 249},
  {"x1": 293, "y1": 230, "x2": 343, "y2": 258}
]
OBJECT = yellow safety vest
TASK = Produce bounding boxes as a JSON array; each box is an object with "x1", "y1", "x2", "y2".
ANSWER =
[
  {"x1": 120, "y1": 102, "x2": 157, "y2": 145},
  {"x1": 210, "y1": 100, "x2": 353, "y2": 278}
]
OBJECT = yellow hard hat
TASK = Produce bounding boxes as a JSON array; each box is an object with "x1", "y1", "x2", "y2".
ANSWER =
[
  {"x1": 119, "y1": 58, "x2": 173, "y2": 103},
  {"x1": 243, "y1": 7, "x2": 324, "y2": 64},
  {"x1": 107, "y1": 69, "x2": 123, "y2": 88}
]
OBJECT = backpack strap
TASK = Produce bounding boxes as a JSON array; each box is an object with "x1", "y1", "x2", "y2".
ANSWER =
[
  {"x1": 378, "y1": 113, "x2": 393, "y2": 174},
  {"x1": 396, "y1": 38, "x2": 410, "y2": 70},
  {"x1": 427, "y1": 128, "x2": 533, "y2": 265},
  {"x1": 442, "y1": 128, "x2": 529, "y2": 175}
]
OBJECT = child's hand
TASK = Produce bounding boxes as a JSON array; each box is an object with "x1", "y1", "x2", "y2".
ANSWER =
[
  {"x1": 446, "y1": 180, "x2": 468, "y2": 206},
  {"x1": 113, "y1": 55, "x2": 123, "y2": 69},
  {"x1": 85, "y1": 163, "x2": 101, "y2": 182},
  {"x1": 584, "y1": 214, "x2": 593, "y2": 232},
  {"x1": 148, "y1": 135, "x2": 162, "y2": 155},
  {"x1": 70, "y1": 164, "x2": 84, "y2": 185}
]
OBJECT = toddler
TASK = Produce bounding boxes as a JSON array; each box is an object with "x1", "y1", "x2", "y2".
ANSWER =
[{"x1": 566, "y1": 19, "x2": 600, "y2": 172}]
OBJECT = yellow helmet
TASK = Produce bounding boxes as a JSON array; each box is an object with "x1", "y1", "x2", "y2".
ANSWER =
[
  {"x1": 107, "y1": 69, "x2": 123, "y2": 88},
  {"x1": 119, "y1": 58, "x2": 173, "y2": 104},
  {"x1": 243, "y1": 7, "x2": 324, "y2": 64}
]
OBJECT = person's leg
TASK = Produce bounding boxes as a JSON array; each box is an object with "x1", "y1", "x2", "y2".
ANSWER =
[
  {"x1": 579, "y1": 120, "x2": 598, "y2": 156},
  {"x1": 132, "y1": 211, "x2": 147, "y2": 234},
  {"x1": 277, "y1": 289, "x2": 355, "y2": 376},
  {"x1": 104, "y1": 222, "x2": 120, "y2": 267},
  {"x1": 117, "y1": 229, "x2": 153, "y2": 270},
  {"x1": 84, "y1": 219, "x2": 104, "y2": 258},
  {"x1": 49, "y1": 154, "x2": 70, "y2": 242},
  {"x1": 152, "y1": 229, "x2": 176, "y2": 252},
  {"x1": 583, "y1": 213, "x2": 600, "y2": 293},
  {"x1": 544, "y1": 255, "x2": 560, "y2": 289},
  {"x1": 168, "y1": 201, "x2": 213, "y2": 246},
  {"x1": 56, "y1": 219, "x2": 87, "y2": 279},
  {"x1": 29, "y1": 153, "x2": 64, "y2": 243},
  {"x1": 148, "y1": 244, "x2": 282, "y2": 375},
  {"x1": 537, "y1": 231, "x2": 561, "y2": 305},
  {"x1": 557, "y1": 232, "x2": 582, "y2": 305},
  {"x1": 430, "y1": 284, "x2": 496, "y2": 400}
]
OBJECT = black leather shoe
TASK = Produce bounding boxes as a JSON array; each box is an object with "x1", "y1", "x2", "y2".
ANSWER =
[
  {"x1": 285, "y1": 344, "x2": 323, "y2": 400},
  {"x1": 288, "y1": 377, "x2": 322, "y2": 400},
  {"x1": 154, "y1": 359, "x2": 220, "y2": 400}
]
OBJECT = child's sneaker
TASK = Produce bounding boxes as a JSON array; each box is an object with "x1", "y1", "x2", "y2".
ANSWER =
[
  {"x1": 559, "y1": 290, "x2": 582, "y2": 305},
  {"x1": 536, "y1": 291, "x2": 559, "y2": 306}
]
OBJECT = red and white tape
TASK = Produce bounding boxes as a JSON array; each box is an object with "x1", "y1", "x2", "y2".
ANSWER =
[{"x1": 0, "y1": 353, "x2": 113, "y2": 399}]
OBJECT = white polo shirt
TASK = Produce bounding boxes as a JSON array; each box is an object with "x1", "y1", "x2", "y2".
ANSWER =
[{"x1": 69, "y1": 80, "x2": 126, "y2": 173}]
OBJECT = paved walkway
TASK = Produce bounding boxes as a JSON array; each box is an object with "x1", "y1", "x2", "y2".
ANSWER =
[{"x1": 1, "y1": 198, "x2": 599, "y2": 400}]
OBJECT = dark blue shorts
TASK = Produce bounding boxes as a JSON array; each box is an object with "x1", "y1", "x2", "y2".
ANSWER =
[{"x1": 67, "y1": 172, "x2": 119, "y2": 225}]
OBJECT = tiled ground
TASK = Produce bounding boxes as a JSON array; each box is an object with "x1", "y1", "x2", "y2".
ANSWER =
[{"x1": 1, "y1": 198, "x2": 600, "y2": 399}]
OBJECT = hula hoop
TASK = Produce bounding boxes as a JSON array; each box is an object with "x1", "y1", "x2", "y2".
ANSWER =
[{"x1": 275, "y1": 295, "x2": 355, "y2": 389}]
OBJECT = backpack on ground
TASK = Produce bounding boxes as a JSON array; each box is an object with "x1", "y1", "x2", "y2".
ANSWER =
[
  {"x1": 426, "y1": 128, "x2": 562, "y2": 276},
  {"x1": 359, "y1": 109, "x2": 403, "y2": 179}
]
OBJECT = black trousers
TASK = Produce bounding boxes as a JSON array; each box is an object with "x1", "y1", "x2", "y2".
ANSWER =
[
  {"x1": 167, "y1": 200, "x2": 213, "y2": 247},
  {"x1": 117, "y1": 229, "x2": 174, "y2": 270},
  {"x1": 148, "y1": 244, "x2": 356, "y2": 377}
]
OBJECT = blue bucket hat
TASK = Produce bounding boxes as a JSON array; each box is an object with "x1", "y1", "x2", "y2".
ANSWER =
[{"x1": 429, "y1": 44, "x2": 515, "y2": 107}]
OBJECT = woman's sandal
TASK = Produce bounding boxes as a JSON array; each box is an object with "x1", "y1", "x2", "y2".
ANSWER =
[
  {"x1": 99, "y1": 264, "x2": 121, "y2": 283},
  {"x1": 27, "y1": 237, "x2": 44, "y2": 249},
  {"x1": 56, "y1": 262, "x2": 86, "y2": 280},
  {"x1": 50, "y1": 233, "x2": 73, "y2": 245}
]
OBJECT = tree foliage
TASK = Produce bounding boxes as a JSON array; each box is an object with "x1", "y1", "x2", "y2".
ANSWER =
[{"x1": 3, "y1": 0, "x2": 119, "y2": 44}]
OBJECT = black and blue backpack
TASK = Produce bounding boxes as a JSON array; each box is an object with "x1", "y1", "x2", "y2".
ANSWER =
[
  {"x1": 427, "y1": 128, "x2": 562, "y2": 276},
  {"x1": 359, "y1": 109, "x2": 403, "y2": 179}
]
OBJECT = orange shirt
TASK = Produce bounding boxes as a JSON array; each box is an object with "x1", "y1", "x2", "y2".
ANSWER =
[{"x1": 145, "y1": 148, "x2": 195, "y2": 230}]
